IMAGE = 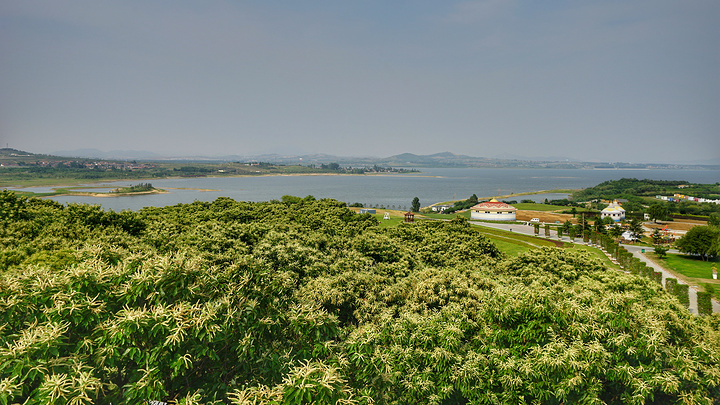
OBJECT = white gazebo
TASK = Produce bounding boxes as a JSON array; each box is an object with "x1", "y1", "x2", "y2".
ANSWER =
[
  {"x1": 601, "y1": 200, "x2": 626, "y2": 222},
  {"x1": 470, "y1": 198, "x2": 517, "y2": 221}
]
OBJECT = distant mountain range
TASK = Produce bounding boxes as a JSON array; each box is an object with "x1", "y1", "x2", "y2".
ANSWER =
[
  {"x1": 51, "y1": 148, "x2": 165, "y2": 160},
  {"x1": 2, "y1": 148, "x2": 718, "y2": 170}
]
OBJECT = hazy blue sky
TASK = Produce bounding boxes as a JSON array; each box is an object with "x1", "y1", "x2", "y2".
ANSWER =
[{"x1": 1, "y1": 1, "x2": 718, "y2": 163}]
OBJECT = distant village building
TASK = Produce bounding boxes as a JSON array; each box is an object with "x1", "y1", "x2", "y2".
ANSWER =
[
  {"x1": 470, "y1": 198, "x2": 517, "y2": 221},
  {"x1": 601, "y1": 200, "x2": 626, "y2": 222},
  {"x1": 656, "y1": 194, "x2": 720, "y2": 204},
  {"x1": 431, "y1": 204, "x2": 452, "y2": 212},
  {"x1": 359, "y1": 209, "x2": 376, "y2": 214}
]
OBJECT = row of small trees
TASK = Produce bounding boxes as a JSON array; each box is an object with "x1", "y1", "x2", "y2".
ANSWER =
[{"x1": 595, "y1": 233, "x2": 717, "y2": 315}]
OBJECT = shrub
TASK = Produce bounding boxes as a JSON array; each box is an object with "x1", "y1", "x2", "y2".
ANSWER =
[
  {"x1": 654, "y1": 245, "x2": 668, "y2": 259},
  {"x1": 697, "y1": 292, "x2": 713, "y2": 315},
  {"x1": 674, "y1": 284, "x2": 690, "y2": 308},
  {"x1": 664, "y1": 278, "x2": 678, "y2": 295}
]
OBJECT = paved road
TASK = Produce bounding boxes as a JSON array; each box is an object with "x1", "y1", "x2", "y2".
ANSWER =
[{"x1": 470, "y1": 220, "x2": 719, "y2": 314}]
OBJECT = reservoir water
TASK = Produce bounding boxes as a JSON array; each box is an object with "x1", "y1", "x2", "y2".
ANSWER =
[{"x1": 6, "y1": 168, "x2": 720, "y2": 211}]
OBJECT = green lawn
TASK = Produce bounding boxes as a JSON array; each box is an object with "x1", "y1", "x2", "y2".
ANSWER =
[
  {"x1": 659, "y1": 253, "x2": 719, "y2": 279},
  {"x1": 369, "y1": 216, "x2": 544, "y2": 255},
  {"x1": 471, "y1": 226, "x2": 542, "y2": 256},
  {"x1": 512, "y1": 203, "x2": 564, "y2": 212},
  {"x1": 487, "y1": 237, "x2": 535, "y2": 256},
  {"x1": 653, "y1": 253, "x2": 720, "y2": 300},
  {"x1": 416, "y1": 210, "x2": 477, "y2": 221},
  {"x1": 473, "y1": 225, "x2": 565, "y2": 248},
  {"x1": 570, "y1": 244, "x2": 622, "y2": 271},
  {"x1": 419, "y1": 211, "x2": 465, "y2": 220}
]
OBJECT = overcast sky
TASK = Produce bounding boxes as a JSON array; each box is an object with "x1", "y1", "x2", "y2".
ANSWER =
[{"x1": 1, "y1": 1, "x2": 718, "y2": 163}]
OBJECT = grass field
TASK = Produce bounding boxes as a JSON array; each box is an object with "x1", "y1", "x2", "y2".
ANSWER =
[
  {"x1": 487, "y1": 237, "x2": 535, "y2": 256},
  {"x1": 659, "y1": 254, "x2": 718, "y2": 279},
  {"x1": 473, "y1": 225, "x2": 564, "y2": 248},
  {"x1": 652, "y1": 253, "x2": 720, "y2": 300},
  {"x1": 512, "y1": 203, "x2": 564, "y2": 212},
  {"x1": 570, "y1": 244, "x2": 622, "y2": 271},
  {"x1": 419, "y1": 212, "x2": 463, "y2": 220}
]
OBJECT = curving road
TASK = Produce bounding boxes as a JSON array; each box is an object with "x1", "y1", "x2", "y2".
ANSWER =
[{"x1": 622, "y1": 244, "x2": 720, "y2": 314}]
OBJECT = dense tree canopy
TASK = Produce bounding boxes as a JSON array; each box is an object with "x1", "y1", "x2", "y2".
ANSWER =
[
  {"x1": 572, "y1": 178, "x2": 720, "y2": 201},
  {"x1": 647, "y1": 203, "x2": 669, "y2": 223},
  {"x1": 1, "y1": 190, "x2": 719, "y2": 404},
  {"x1": 675, "y1": 225, "x2": 720, "y2": 261}
]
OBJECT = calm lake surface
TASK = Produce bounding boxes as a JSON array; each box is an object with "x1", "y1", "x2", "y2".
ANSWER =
[{"x1": 8, "y1": 168, "x2": 720, "y2": 211}]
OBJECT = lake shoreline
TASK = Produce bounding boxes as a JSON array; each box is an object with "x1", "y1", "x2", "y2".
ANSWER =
[
  {"x1": 4, "y1": 172, "x2": 440, "y2": 198},
  {"x1": 431, "y1": 189, "x2": 578, "y2": 207},
  {"x1": 6, "y1": 167, "x2": 718, "y2": 212},
  {"x1": 2, "y1": 171, "x2": 426, "y2": 191}
]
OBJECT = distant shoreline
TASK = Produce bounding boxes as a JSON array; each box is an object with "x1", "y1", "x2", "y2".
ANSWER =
[
  {"x1": 430, "y1": 189, "x2": 577, "y2": 207},
  {"x1": 3, "y1": 171, "x2": 436, "y2": 197},
  {"x1": 5, "y1": 175, "x2": 578, "y2": 202},
  {"x1": 485, "y1": 189, "x2": 577, "y2": 200}
]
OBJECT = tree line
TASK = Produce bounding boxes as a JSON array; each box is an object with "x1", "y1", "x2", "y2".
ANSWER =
[{"x1": 573, "y1": 178, "x2": 720, "y2": 218}]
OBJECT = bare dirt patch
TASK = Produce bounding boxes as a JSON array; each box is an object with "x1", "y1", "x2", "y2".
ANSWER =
[
  {"x1": 516, "y1": 210, "x2": 575, "y2": 224},
  {"x1": 645, "y1": 220, "x2": 705, "y2": 232}
]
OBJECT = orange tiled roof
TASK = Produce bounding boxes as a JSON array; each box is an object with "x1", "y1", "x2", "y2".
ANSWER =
[{"x1": 471, "y1": 199, "x2": 516, "y2": 212}]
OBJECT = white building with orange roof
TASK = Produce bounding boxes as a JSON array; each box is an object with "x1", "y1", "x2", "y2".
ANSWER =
[{"x1": 470, "y1": 198, "x2": 517, "y2": 221}]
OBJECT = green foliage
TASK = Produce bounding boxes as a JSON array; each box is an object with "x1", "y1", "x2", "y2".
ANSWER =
[
  {"x1": 665, "y1": 278, "x2": 678, "y2": 294},
  {"x1": 443, "y1": 194, "x2": 479, "y2": 214},
  {"x1": 573, "y1": 178, "x2": 717, "y2": 200},
  {"x1": 111, "y1": 183, "x2": 155, "y2": 193},
  {"x1": 573, "y1": 179, "x2": 720, "y2": 217},
  {"x1": 654, "y1": 245, "x2": 669, "y2": 259},
  {"x1": 697, "y1": 292, "x2": 713, "y2": 316},
  {"x1": 562, "y1": 220, "x2": 572, "y2": 235},
  {"x1": 709, "y1": 213, "x2": 720, "y2": 227},
  {"x1": 648, "y1": 203, "x2": 670, "y2": 222},
  {"x1": 1, "y1": 192, "x2": 719, "y2": 403},
  {"x1": 674, "y1": 284, "x2": 691, "y2": 308},
  {"x1": 411, "y1": 196, "x2": 421, "y2": 212},
  {"x1": 675, "y1": 226, "x2": 720, "y2": 261}
]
